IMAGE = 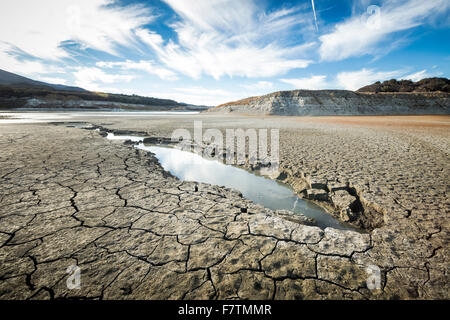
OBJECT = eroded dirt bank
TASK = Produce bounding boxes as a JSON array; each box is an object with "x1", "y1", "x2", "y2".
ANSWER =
[
  {"x1": 0, "y1": 114, "x2": 448, "y2": 299},
  {"x1": 208, "y1": 90, "x2": 450, "y2": 116}
]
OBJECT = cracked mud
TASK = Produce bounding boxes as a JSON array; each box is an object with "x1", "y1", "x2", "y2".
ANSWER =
[{"x1": 0, "y1": 115, "x2": 448, "y2": 300}]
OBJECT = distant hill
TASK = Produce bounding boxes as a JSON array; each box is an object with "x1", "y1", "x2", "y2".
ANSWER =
[
  {"x1": 357, "y1": 77, "x2": 450, "y2": 93},
  {"x1": 0, "y1": 69, "x2": 208, "y2": 111},
  {"x1": 208, "y1": 77, "x2": 450, "y2": 116},
  {"x1": 0, "y1": 69, "x2": 86, "y2": 92}
]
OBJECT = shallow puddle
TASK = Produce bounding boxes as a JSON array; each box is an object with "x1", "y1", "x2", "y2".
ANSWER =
[
  {"x1": 107, "y1": 132, "x2": 355, "y2": 230},
  {"x1": 106, "y1": 132, "x2": 144, "y2": 142}
]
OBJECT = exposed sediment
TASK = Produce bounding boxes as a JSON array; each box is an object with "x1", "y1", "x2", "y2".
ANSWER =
[
  {"x1": 274, "y1": 168, "x2": 385, "y2": 231},
  {"x1": 0, "y1": 115, "x2": 448, "y2": 299},
  {"x1": 77, "y1": 113, "x2": 449, "y2": 300},
  {"x1": 208, "y1": 90, "x2": 450, "y2": 116}
]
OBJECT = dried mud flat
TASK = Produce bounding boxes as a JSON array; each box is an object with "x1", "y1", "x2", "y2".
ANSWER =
[{"x1": 0, "y1": 114, "x2": 448, "y2": 299}]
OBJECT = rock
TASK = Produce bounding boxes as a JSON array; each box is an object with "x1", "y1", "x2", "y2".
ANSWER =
[
  {"x1": 330, "y1": 190, "x2": 359, "y2": 222},
  {"x1": 112, "y1": 129, "x2": 147, "y2": 136},
  {"x1": 339, "y1": 208, "x2": 356, "y2": 222},
  {"x1": 143, "y1": 137, "x2": 174, "y2": 145},
  {"x1": 326, "y1": 181, "x2": 347, "y2": 192},
  {"x1": 331, "y1": 190, "x2": 356, "y2": 208},
  {"x1": 123, "y1": 139, "x2": 137, "y2": 145},
  {"x1": 306, "y1": 189, "x2": 329, "y2": 201}
]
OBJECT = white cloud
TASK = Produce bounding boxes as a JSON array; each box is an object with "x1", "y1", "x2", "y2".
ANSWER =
[
  {"x1": 336, "y1": 68, "x2": 404, "y2": 90},
  {"x1": 148, "y1": 86, "x2": 243, "y2": 106},
  {"x1": 319, "y1": 0, "x2": 449, "y2": 61},
  {"x1": 0, "y1": 0, "x2": 315, "y2": 88},
  {"x1": 280, "y1": 75, "x2": 329, "y2": 90},
  {"x1": 174, "y1": 86, "x2": 231, "y2": 97},
  {"x1": 87, "y1": 85, "x2": 236, "y2": 105},
  {"x1": 73, "y1": 67, "x2": 135, "y2": 91},
  {"x1": 163, "y1": 0, "x2": 257, "y2": 33},
  {"x1": 404, "y1": 70, "x2": 430, "y2": 82},
  {"x1": 0, "y1": 53, "x2": 46, "y2": 76},
  {"x1": 280, "y1": 68, "x2": 443, "y2": 92},
  {"x1": 404, "y1": 69, "x2": 443, "y2": 82},
  {"x1": 0, "y1": 43, "x2": 64, "y2": 77},
  {"x1": 241, "y1": 81, "x2": 273, "y2": 91},
  {"x1": 137, "y1": 0, "x2": 313, "y2": 79},
  {"x1": 37, "y1": 77, "x2": 67, "y2": 85},
  {"x1": 96, "y1": 60, "x2": 178, "y2": 81},
  {"x1": 0, "y1": 0, "x2": 153, "y2": 60}
]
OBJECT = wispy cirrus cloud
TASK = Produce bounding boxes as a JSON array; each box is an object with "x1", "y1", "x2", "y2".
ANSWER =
[
  {"x1": 96, "y1": 60, "x2": 179, "y2": 81},
  {"x1": 280, "y1": 68, "x2": 433, "y2": 91},
  {"x1": 311, "y1": 0, "x2": 319, "y2": 32},
  {"x1": 319, "y1": 0, "x2": 449, "y2": 61},
  {"x1": 0, "y1": 0, "x2": 447, "y2": 105},
  {"x1": 280, "y1": 75, "x2": 329, "y2": 90},
  {"x1": 0, "y1": 0, "x2": 155, "y2": 86},
  {"x1": 0, "y1": 43, "x2": 65, "y2": 77},
  {"x1": 36, "y1": 77, "x2": 68, "y2": 85},
  {"x1": 404, "y1": 69, "x2": 443, "y2": 82},
  {"x1": 149, "y1": 86, "x2": 242, "y2": 106},
  {"x1": 335, "y1": 68, "x2": 405, "y2": 90},
  {"x1": 334, "y1": 67, "x2": 445, "y2": 90},
  {"x1": 73, "y1": 67, "x2": 135, "y2": 91},
  {"x1": 137, "y1": 0, "x2": 314, "y2": 80},
  {"x1": 241, "y1": 81, "x2": 274, "y2": 91},
  {"x1": 0, "y1": 0, "x2": 153, "y2": 61}
]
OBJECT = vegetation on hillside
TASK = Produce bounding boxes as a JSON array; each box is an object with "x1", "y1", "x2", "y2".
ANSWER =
[
  {"x1": 357, "y1": 77, "x2": 449, "y2": 93},
  {"x1": 0, "y1": 85, "x2": 184, "y2": 107}
]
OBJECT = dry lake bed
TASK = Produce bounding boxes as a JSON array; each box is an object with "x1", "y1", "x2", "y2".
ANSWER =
[{"x1": 0, "y1": 112, "x2": 448, "y2": 299}]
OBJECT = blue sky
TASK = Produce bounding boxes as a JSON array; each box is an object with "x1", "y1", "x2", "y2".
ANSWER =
[{"x1": 0, "y1": 0, "x2": 449, "y2": 105}]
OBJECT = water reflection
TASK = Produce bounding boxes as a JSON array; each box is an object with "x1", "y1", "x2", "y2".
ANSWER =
[
  {"x1": 0, "y1": 111, "x2": 200, "y2": 124},
  {"x1": 136, "y1": 143, "x2": 352, "y2": 230},
  {"x1": 106, "y1": 132, "x2": 353, "y2": 230},
  {"x1": 106, "y1": 133, "x2": 144, "y2": 142}
]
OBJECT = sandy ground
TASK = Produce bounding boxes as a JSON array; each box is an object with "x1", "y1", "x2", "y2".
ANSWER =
[
  {"x1": 295, "y1": 115, "x2": 450, "y2": 129},
  {"x1": 0, "y1": 113, "x2": 448, "y2": 299}
]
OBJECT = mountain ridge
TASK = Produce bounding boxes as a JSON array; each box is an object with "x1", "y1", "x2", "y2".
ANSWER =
[
  {"x1": 0, "y1": 69, "x2": 207, "y2": 111},
  {"x1": 0, "y1": 69, "x2": 86, "y2": 92}
]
